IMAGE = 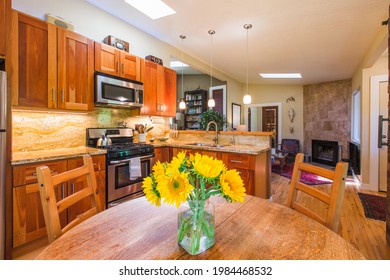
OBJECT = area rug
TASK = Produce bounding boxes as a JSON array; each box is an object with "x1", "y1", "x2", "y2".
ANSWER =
[
  {"x1": 357, "y1": 192, "x2": 386, "y2": 222},
  {"x1": 272, "y1": 164, "x2": 333, "y2": 185}
]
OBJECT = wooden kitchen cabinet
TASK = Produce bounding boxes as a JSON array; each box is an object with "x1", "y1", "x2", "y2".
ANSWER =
[
  {"x1": 12, "y1": 155, "x2": 106, "y2": 249},
  {"x1": 12, "y1": 160, "x2": 68, "y2": 248},
  {"x1": 95, "y1": 42, "x2": 141, "y2": 81},
  {"x1": 154, "y1": 147, "x2": 169, "y2": 163},
  {"x1": 141, "y1": 59, "x2": 177, "y2": 117},
  {"x1": 0, "y1": 0, "x2": 11, "y2": 56},
  {"x1": 10, "y1": 11, "x2": 94, "y2": 110},
  {"x1": 222, "y1": 153, "x2": 255, "y2": 195},
  {"x1": 56, "y1": 28, "x2": 94, "y2": 110}
]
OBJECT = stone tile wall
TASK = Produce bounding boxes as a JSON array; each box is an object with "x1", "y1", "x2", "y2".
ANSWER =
[{"x1": 303, "y1": 79, "x2": 352, "y2": 160}]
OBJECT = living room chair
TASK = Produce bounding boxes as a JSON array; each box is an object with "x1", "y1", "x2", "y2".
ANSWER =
[
  {"x1": 277, "y1": 139, "x2": 300, "y2": 163},
  {"x1": 286, "y1": 153, "x2": 348, "y2": 232},
  {"x1": 36, "y1": 154, "x2": 102, "y2": 243}
]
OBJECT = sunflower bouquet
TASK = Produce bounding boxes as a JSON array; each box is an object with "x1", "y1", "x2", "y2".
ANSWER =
[{"x1": 142, "y1": 151, "x2": 246, "y2": 255}]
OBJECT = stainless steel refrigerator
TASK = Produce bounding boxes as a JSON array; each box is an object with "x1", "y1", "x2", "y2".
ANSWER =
[{"x1": 0, "y1": 70, "x2": 6, "y2": 259}]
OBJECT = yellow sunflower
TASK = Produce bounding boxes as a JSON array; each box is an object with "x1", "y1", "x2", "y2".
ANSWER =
[
  {"x1": 142, "y1": 176, "x2": 161, "y2": 206},
  {"x1": 152, "y1": 161, "x2": 166, "y2": 179},
  {"x1": 157, "y1": 172, "x2": 193, "y2": 207},
  {"x1": 169, "y1": 151, "x2": 187, "y2": 173},
  {"x1": 219, "y1": 169, "x2": 246, "y2": 202},
  {"x1": 192, "y1": 153, "x2": 226, "y2": 179}
]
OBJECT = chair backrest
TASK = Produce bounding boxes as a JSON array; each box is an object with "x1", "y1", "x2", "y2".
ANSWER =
[
  {"x1": 281, "y1": 139, "x2": 300, "y2": 155},
  {"x1": 36, "y1": 154, "x2": 102, "y2": 243},
  {"x1": 286, "y1": 153, "x2": 348, "y2": 232}
]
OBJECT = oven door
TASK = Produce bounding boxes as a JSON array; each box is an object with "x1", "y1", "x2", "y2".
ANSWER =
[{"x1": 107, "y1": 154, "x2": 155, "y2": 206}]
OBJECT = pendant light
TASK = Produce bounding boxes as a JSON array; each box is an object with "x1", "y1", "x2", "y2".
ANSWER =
[
  {"x1": 178, "y1": 35, "x2": 186, "y2": 111},
  {"x1": 207, "y1": 30, "x2": 216, "y2": 108},
  {"x1": 243, "y1": 24, "x2": 252, "y2": 105}
]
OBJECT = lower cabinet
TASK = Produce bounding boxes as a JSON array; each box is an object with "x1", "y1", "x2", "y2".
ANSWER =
[
  {"x1": 171, "y1": 148, "x2": 270, "y2": 197},
  {"x1": 12, "y1": 155, "x2": 106, "y2": 248},
  {"x1": 154, "y1": 147, "x2": 169, "y2": 163}
]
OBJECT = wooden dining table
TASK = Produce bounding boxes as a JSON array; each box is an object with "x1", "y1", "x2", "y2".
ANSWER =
[{"x1": 36, "y1": 195, "x2": 364, "y2": 260}]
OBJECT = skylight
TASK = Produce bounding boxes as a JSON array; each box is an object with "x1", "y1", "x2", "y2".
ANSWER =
[
  {"x1": 170, "y1": 60, "x2": 188, "y2": 68},
  {"x1": 260, "y1": 73, "x2": 302, "y2": 79},
  {"x1": 124, "y1": 0, "x2": 176, "y2": 19}
]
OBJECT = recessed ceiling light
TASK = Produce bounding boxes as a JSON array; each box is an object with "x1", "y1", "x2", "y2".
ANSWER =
[
  {"x1": 260, "y1": 73, "x2": 302, "y2": 79},
  {"x1": 124, "y1": 0, "x2": 176, "y2": 19},
  {"x1": 170, "y1": 60, "x2": 188, "y2": 68}
]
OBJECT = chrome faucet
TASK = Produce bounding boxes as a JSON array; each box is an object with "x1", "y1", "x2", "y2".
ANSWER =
[{"x1": 206, "y1": 121, "x2": 219, "y2": 145}]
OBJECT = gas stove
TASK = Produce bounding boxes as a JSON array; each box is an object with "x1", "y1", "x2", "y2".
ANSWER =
[{"x1": 86, "y1": 128, "x2": 154, "y2": 160}]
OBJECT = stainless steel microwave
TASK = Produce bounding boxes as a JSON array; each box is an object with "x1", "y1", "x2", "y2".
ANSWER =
[{"x1": 95, "y1": 72, "x2": 143, "y2": 108}]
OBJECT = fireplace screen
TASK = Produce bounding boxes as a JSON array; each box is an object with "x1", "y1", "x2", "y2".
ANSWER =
[{"x1": 312, "y1": 140, "x2": 339, "y2": 166}]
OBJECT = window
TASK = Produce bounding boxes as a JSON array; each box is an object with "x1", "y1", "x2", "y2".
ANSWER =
[{"x1": 351, "y1": 89, "x2": 360, "y2": 143}]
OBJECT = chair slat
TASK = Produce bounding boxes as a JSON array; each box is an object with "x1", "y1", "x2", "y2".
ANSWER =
[
  {"x1": 299, "y1": 162, "x2": 335, "y2": 180},
  {"x1": 295, "y1": 182, "x2": 330, "y2": 205}
]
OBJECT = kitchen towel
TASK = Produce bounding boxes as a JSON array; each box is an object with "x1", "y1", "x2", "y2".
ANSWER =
[{"x1": 129, "y1": 157, "x2": 141, "y2": 180}]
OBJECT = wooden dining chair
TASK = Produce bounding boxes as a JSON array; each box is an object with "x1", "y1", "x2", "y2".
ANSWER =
[
  {"x1": 286, "y1": 153, "x2": 348, "y2": 232},
  {"x1": 36, "y1": 154, "x2": 102, "y2": 243}
]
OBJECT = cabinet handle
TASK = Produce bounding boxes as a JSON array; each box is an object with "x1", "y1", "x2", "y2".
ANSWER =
[
  {"x1": 230, "y1": 160, "x2": 243, "y2": 164},
  {"x1": 117, "y1": 62, "x2": 120, "y2": 74},
  {"x1": 61, "y1": 89, "x2": 64, "y2": 103},
  {"x1": 122, "y1": 63, "x2": 124, "y2": 74},
  {"x1": 71, "y1": 182, "x2": 75, "y2": 194},
  {"x1": 51, "y1": 88, "x2": 55, "y2": 101}
]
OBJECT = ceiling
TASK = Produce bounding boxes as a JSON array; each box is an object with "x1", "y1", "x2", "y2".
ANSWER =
[{"x1": 85, "y1": 0, "x2": 389, "y2": 85}]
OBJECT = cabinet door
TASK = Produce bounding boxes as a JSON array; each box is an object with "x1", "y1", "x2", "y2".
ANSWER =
[
  {"x1": 141, "y1": 60, "x2": 159, "y2": 115},
  {"x1": 10, "y1": 12, "x2": 57, "y2": 108},
  {"x1": 94, "y1": 42, "x2": 120, "y2": 76},
  {"x1": 0, "y1": 0, "x2": 11, "y2": 56},
  {"x1": 57, "y1": 28, "x2": 94, "y2": 111},
  {"x1": 12, "y1": 160, "x2": 67, "y2": 247},
  {"x1": 155, "y1": 147, "x2": 168, "y2": 163},
  {"x1": 120, "y1": 52, "x2": 141, "y2": 81},
  {"x1": 160, "y1": 67, "x2": 177, "y2": 117}
]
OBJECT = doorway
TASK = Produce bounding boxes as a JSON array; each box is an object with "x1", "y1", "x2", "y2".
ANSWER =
[
  {"x1": 262, "y1": 106, "x2": 278, "y2": 148},
  {"x1": 370, "y1": 74, "x2": 388, "y2": 192}
]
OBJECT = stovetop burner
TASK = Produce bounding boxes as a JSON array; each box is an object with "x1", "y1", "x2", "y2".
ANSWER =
[{"x1": 87, "y1": 128, "x2": 154, "y2": 160}]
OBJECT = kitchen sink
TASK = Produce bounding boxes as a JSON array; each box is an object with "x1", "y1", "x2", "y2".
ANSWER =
[{"x1": 186, "y1": 143, "x2": 230, "y2": 149}]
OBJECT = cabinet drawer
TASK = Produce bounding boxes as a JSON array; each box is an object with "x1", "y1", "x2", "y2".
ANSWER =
[
  {"x1": 67, "y1": 154, "x2": 106, "y2": 171},
  {"x1": 222, "y1": 153, "x2": 255, "y2": 170},
  {"x1": 12, "y1": 160, "x2": 68, "y2": 187}
]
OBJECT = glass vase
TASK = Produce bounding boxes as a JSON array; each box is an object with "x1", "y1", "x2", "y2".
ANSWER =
[{"x1": 178, "y1": 199, "x2": 215, "y2": 255}]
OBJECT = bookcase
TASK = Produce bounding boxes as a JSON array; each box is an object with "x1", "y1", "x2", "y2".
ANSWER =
[{"x1": 184, "y1": 89, "x2": 207, "y2": 130}]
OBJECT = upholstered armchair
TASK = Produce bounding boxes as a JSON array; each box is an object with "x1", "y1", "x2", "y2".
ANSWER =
[{"x1": 277, "y1": 139, "x2": 300, "y2": 163}]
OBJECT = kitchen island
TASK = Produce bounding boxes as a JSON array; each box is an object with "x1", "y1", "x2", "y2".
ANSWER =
[{"x1": 36, "y1": 195, "x2": 364, "y2": 260}]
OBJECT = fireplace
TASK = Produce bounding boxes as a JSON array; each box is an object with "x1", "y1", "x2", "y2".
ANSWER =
[{"x1": 312, "y1": 140, "x2": 339, "y2": 166}]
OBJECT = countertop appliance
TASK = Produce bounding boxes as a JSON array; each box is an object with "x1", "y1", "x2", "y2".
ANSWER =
[
  {"x1": 87, "y1": 128, "x2": 155, "y2": 207},
  {"x1": 95, "y1": 72, "x2": 143, "y2": 109},
  {"x1": 0, "y1": 70, "x2": 7, "y2": 259}
]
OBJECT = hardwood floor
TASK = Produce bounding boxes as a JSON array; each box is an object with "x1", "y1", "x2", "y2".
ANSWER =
[
  {"x1": 14, "y1": 172, "x2": 390, "y2": 260},
  {"x1": 270, "y1": 172, "x2": 390, "y2": 260}
]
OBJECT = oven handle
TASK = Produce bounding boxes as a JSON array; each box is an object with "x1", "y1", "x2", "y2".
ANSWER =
[{"x1": 109, "y1": 154, "x2": 154, "y2": 165}]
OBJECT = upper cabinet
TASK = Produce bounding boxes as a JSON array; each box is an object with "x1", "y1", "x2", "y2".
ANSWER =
[
  {"x1": 0, "y1": 0, "x2": 11, "y2": 56},
  {"x1": 10, "y1": 11, "x2": 94, "y2": 111},
  {"x1": 141, "y1": 59, "x2": 176, "y2": 117},
  {"x1": 95, "y1": 42, "x2": 141, "y2": 81}
]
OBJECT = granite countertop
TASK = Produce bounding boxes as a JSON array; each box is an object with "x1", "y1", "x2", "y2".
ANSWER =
[
  {"x1": 150, "y1": 140, "x2": 270, "y2": 155},
  {"x1": 11, "y1": 147, "x2": 107, "y2": 165}
]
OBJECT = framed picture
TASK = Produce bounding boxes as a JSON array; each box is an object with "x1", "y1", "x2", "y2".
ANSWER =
[{"x1": 232, "y1": 103, "x2": 241, "y2": 130}]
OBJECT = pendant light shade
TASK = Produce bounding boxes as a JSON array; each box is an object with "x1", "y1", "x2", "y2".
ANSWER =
[
  {"x1": 243, "y1": 24, "x2": 252, "y2": 105},
  {"x1": 179, "y1": 98, "x2": 186, "y2": 110},
  {"x1": 208, "y1": 29, "x2": 215, "y2": 108},
  {"x1": 207, "y1": 98, "x2": 215, "y2": 108}
]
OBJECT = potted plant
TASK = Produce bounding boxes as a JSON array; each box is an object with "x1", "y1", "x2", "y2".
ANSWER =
[{"x1": 199, "y1": 110, "x2": 228, "y2": 130}]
